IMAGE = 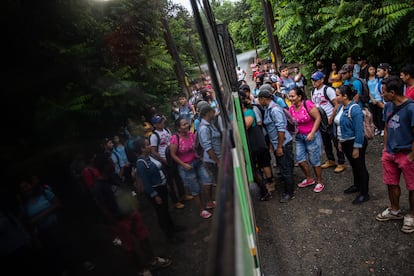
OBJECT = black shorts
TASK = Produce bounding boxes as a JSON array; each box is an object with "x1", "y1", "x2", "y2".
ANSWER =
[{"x1": 251, "y1": 148, "x2": 271, "y2": 169}]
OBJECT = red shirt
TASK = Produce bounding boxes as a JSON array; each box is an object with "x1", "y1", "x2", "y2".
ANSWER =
[
  {"x1": 405, "y1": 85, "x2": 414, "y2": 100},
  {"x1": 82, "y1": 166, "x2": 100, "y2": 190}
]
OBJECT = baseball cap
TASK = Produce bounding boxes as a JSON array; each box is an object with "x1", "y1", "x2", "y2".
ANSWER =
[
  {"x1": 196, "y1": 100, "x2": 209, "y2": 112},
  {"x1": 151, "y1": 115, "x2": 163, "y2": 125},
  {"x1": 259, "y1": 84, "x2": 273, "y2": 94},
  {"x1": 311, "y1": 71, "x2": 325, "y2": 81},
  {"x1": 199, "y1": 105, "x2": 215, "y2": 117},
  {"x1": 239, "y1": 84, "x2": 250, "y2": 92},
  {"x1": 338, "y1": 64, "x2": 353, "y2": 74},
  {"x1": 263, "y1": 76, "x2": 272, "y2": 84},
  {"x1": 257, "y1": 84, "x2": 274, "y2": 98},
  {"x1": 270, "y1": 74, "x2": 279, "y2": 83},
  {"x1": 378, "y1": 63, "x2": 391, "y2": 71}
]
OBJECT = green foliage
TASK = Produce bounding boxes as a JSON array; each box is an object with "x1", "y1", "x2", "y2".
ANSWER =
[{"x1": 270, "y1": 0, "x2": 414, "y2": 69}]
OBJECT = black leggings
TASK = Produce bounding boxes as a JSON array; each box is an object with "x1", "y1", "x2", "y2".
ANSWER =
[{"x1": 341, "y1": 139, "x2": 370, "y2": 195}]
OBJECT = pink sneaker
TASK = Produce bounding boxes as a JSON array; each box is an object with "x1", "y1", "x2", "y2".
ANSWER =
[
  {"x1": 297, "y1": 178, "x2": 315, "y2": 188},
  {"x1": 313, "y1": 183, "x2": 325, "y2": 193},
  {"x1": 200, "y1": 210, "x2": 212, "y2": 219},
  {"x1": 206, "y1": 201, "x2": 216, "y2": 209}
]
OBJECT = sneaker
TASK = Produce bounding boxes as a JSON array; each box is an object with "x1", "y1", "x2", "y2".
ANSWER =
[
  {"x1": 112, "y1": 237, "x2": 122, "y2": 246},
  {"x1": 334, "y1": 164, "x2": 345, "y2": 173},
  {"x1": 376, "y1": 208, "x2": 404, "y2": 222},
  {"x1": 259, "y1": 191, "x2": 272, "y2": 201},
  {"x1": 182, "y1": 194, "x2": 193, "y2": 201},
  {"x1": 200, "y1": 210, "x2": 212, "y2": 219},
  {"x1": 380, "y1": 130, "x2": 384, "y2": 136},
  {"x1": 313, "y1": 183, "x2": 325, "y2": 193},
  {"x1": 321, "y1": 160, "x2": 336, "y2": 169},
  {"x1": 297, "y1": 178, "x2": 315, "y2": 188},
  {"x1": 279, "y1": 193, "x2": 294, "y2": 203},
  {"x1": 401, "y1": 215, "x2": 414, "y2": 234},
  {"x1": 174, "y1": 202, "x2": 185, "y2": 209},
  {"x1": 138, "y1": 269, "x2": 153, "y2": 276},
  {"x1": 374, "y1": 129, "x2": 381, "y2": 136},
  {"x1": 206, "y1": 201, "x2": 216, "y2": 209},
  {"x1": 149, "y1": 257, "x2": 172, "y2": 270}
]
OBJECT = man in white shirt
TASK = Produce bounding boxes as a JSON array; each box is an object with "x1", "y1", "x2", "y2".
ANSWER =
[
  {"x1": 310, "y1": 71, "x2": 346, "y2": 173},
  {"x1": 236, "y1": 66, "x2": 247, "y2": 86}
]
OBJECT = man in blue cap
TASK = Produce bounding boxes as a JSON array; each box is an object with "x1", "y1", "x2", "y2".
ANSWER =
[{"x1": 311, "y1": 71, "x2": 346, "y2": 173}]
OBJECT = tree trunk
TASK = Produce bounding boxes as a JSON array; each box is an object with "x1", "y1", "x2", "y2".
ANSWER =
[
  {"x1": 261, "y1": 0, "x2": 283, "y2": 70},
  {"x1": 162, "y1": 17, "x2": 190, "y2": 97}
]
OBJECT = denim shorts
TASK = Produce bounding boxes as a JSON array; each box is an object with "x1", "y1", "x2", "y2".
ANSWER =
[
  {"x1": 295, "y1": 131, "x2": 322, "y2": 166},
  {"x1": 178, "y1": 159, "x2": 213, "y2": 195}
]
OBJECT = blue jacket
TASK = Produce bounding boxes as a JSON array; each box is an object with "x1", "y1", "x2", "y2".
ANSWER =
[
  {"x1": 336, "y1": 102, "x2": 365, "y2": 148},
  {"x1": 136, "y1": 156, "x2": 166, "y2": 198},
  {"x1": 263, "y1": 101, "x2": 293, "y2": 149},
  {"x1": 199, "y1": 118, "x2": 222, "y2": 163}
]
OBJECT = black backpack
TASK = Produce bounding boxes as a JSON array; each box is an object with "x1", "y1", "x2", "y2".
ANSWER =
[
  {"x1": 304, "y1": 100, "x2": 330, "y2": 133},
  {"x1": 352, "y1": 78, "x2": 370, "y2": 105},
  {"x1": 165, "y1": 134, "x2": 179, "y2": 168},
  {"x1": 302, "y1": 75, "x2": 307, "y2": 86}
]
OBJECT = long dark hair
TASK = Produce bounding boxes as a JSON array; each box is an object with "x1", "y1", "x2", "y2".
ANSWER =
[
  {"x1": 291, "y1": 87, "x2": 307, "y2": 101},
  {"x1": 337, "y1": 84, "x2": 357, "y2": 100},
  {"x1": 174, "y1": 115, "x2": 187, "y2": 131}
]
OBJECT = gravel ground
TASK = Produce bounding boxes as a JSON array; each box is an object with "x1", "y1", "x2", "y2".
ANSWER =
[{"x1": 253, "y1": 135, "x2": 414, "y2": 276}]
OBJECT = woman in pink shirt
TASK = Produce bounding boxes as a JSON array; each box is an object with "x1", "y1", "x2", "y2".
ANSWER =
[
  {"x1": 169, "y1": 116, "x2": 215, "y2": 219},
  {"x1": 288, "y1": 87, "x2": 325, "y2": 193}
]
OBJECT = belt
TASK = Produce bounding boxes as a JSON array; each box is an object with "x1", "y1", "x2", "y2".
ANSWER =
[{"x1": 394, "y1": 148, "x2": 412, "y2": 154}]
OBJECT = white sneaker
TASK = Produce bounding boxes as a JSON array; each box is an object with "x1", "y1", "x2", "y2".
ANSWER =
[
  {"x1": 112, "y1": 237, "x2": 122, "y2": 246},
  {"x1": 380, "y1": 130, "x2": 384, "y2": 136}
]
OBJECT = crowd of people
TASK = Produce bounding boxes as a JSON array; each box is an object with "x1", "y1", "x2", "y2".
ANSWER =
[
  {"x1": 239, "y1": 58, "x2": 414, "y2": 235},
  {"x1": 3, "y1": 58, "x2": 414, "y2": 276}
]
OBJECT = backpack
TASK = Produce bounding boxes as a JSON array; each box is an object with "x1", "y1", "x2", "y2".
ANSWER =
[
  {"x1": 348, "y1": 104, "x2": 375, "y2": 140},
  {"x1": 125, "y1": 137, "x2": 140, "y2": 165},
  {"x1": 304, "y1": 100, "x2": 330, "y2": 133},
  {"x1": 302, "y1": 76, "x2": 307, "y2": 86},
  {"x1": 269, "y1": 104, "x2": 298, "y2": 136},
  {"x1": 252, "y1": 103, "x2": 265, "y2": 122},
  {"x1": 352, "y1": 78, "x2": 370, "y2": 105},
  {"x1": 194, "y1": 123, "x2": 211, "y2": 158},
  {"x1": 165, "y1": 134, "x2": 179, "y2": 168}
]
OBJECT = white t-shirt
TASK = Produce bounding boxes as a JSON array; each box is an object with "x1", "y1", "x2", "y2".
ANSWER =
[
  {"x1": 237, "y1": 68, "x2": 246, "y2": 81},
  {"x1": 311, "y1": 85, "x2": 336, "y2": 117},
  {"x1": 150, "y1": 129, "x2": 171, "y2": 159},
  {"x1": 334, "y1": 106, "x2": 344, "y2": 139}
]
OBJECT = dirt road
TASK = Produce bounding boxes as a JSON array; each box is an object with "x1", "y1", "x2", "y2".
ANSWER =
[{"x1": 254, "y1": 135, "x2": 414, "y2": 276}]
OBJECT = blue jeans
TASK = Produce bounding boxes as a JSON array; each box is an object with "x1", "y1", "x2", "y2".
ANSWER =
[
  {"x1": 295, "y1": 131, "x2": 322, "y2": 166},
  {"x1": 178, "y1": 159, "x2": 213, "y2": 196}
]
